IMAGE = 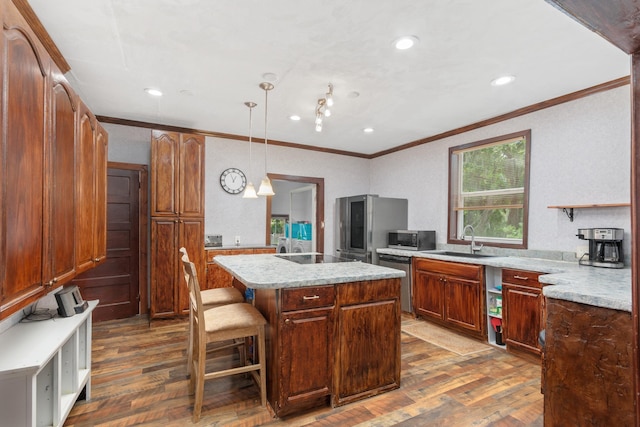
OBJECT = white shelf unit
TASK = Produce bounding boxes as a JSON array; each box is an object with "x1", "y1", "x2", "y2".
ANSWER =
[
  {"x1": 484, "y1": 267, "x2": 505, "y2": 348},
  {"x1": 0, "y1": 300, "x2": 97, "y2": 427}
]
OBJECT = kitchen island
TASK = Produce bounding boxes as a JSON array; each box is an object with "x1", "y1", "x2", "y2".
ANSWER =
[{"x1": 214, "y1": 253, "x2": 405, "y2": 417}]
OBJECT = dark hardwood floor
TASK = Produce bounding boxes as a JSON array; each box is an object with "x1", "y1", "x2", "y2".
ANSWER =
[{"x1": 64, "y1": 314, "x2": 543, "y2": 426}]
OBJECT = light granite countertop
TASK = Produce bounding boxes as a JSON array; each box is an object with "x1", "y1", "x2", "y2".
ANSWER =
[
  {"x1": 378, "y1": 248, "x2": 631, "y2": 312},
  {"x1": 214, "y1": 253, "x2": 405, "y2": 289}
]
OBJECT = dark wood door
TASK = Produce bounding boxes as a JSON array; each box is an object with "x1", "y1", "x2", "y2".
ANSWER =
[
  {"x1": 151, "y1": 130, "x2": 179, "y2": 217},
  {"x1": 48, "y1": 78, "x2": 77, "y2": 288},
  {"x1": 278, "y1": 307, "x2": 333, "y2": 416},
  {"x1": 445, "y1": 276, "x2": 481, "y2": 332},
  {"x1": 73, "y1": 168, "x2": 141, "y2": 322},
  {"x1": 75, "y1": 101, "x2": 97, "y2": 274},
  {"x1": 503, "y1": 284, "x2": 542, "y2": 355},
  {"x1": 177, "y1": 218, "x2": 205, "y2": 313},
  {"x1": 178, "y1": 134, "x2": 205, "y2": 217},
  {"x1": 1, "y1": 18, "x2": 48, "y2": 317},
  {"x1": 150, "y1": 218, "x2": 178, "y2": 318},
  {"x1": 336, "y1": 299, "x2": 399, "y2": 403},
  {"x1": 413, "y1": 270, "x2": 445, "y2": 320},
  {"x1": 94, "y1": 123, "x2": 108, "y2": 264}
]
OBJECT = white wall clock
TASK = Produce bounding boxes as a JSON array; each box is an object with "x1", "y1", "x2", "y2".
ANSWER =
[{"x1": 220, "y1": 167, "x2": 247, "y2": 194}]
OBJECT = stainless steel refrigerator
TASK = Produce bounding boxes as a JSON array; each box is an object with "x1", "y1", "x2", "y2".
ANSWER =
[{"x1": 335, "y1": 194, "x2": 408, "y2": 264}]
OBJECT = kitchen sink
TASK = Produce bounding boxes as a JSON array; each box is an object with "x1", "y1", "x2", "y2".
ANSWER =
[{"x1": 426, "y1": 250, "x2": 498, "y2": 259}]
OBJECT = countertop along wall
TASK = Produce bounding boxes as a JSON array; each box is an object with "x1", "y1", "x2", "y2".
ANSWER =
[{"x1": 370, "y1": 85, "x2": 632, "y2": 258}]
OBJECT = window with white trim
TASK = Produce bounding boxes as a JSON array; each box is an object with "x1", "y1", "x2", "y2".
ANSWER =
[{"x1": 448, "y1": 130, "x2": 531, "y2": 248}]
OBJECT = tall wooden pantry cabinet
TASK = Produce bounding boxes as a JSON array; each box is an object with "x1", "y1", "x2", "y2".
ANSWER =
[{"x1": 150, "y1": 130, "x2": 205, "y2": 318}]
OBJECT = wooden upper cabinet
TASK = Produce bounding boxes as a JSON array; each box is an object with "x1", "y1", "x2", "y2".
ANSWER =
[
  {"x1": 151, "y1": 131, "x2": 179, "y2": 216},
  {"x1": 47, "y1": 75, "x2": 77, "y2": 287},
  {"x1": 0, "y1": 6, "x2": 50, "y2": 317},
  {"x1": 179, "y1": 134, "x2": 205, "y2": 217},
  {"x1": 0, "y1": 0, "x2": 108, "y2": 319},
  {"x1": 151, "y1": 130, "x2": 204, "y2": 217},
  {"x1": 94, "y1": 122, "x2": 108, "y2": 263},
  {"x1": 75, "y1": 101, "x2": 97, "y2": 274},
  {"x1": 75, "y1": 102, "x2": 108, "y2": 275}
]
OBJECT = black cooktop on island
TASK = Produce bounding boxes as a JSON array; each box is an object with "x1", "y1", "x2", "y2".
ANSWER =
[{"x1": 276, "y1": 254, "x2": 356, "y2": 265}]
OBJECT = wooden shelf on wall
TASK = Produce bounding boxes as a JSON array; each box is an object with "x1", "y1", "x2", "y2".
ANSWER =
[{"x1": 548, "y1": 203, "x2": 630, "y2": 222}]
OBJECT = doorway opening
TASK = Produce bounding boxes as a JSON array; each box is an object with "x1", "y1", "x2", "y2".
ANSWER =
[{"x1": 265, "y1": 174, "x2": 325, "y2": 253}]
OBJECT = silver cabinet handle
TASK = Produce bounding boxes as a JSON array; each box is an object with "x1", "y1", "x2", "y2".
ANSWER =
[
  {"x1": 514, "y1": 275, "x2": 529, "y2": 280},
  {"x1": 303, "y1": 295, "x2": 320, "y2": 300}
]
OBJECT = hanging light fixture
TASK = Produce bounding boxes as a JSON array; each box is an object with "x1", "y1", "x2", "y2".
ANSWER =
[
  {"x1": 315, "y1": 98, "x2": 325, "y2": 132},
  {"x1": 257, "y1": 82, "x2": 275, "y2": 196},
  {"x1": 314, "y1": 83, "x2": 334, "y2": 131},
  {"x1": 242, "y1": 101, "x2": 258, "y2": 199},
  {"x1": 325, "y1": 83, "x2": 334, "y2": 107}
]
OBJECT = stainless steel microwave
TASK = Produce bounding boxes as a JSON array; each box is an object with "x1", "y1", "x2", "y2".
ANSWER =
[{"x1": 388, "y1": 230, "x2": 436, "y2": 251}]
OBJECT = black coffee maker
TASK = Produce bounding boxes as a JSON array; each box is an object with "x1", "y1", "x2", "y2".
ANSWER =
[{"x1": 576, "y1": 228, "x2": 624, "y2": 269}]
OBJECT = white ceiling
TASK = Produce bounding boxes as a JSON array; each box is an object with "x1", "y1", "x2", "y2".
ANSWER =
[{"x1": 28, "y1": 0, "x2": 630, "y2": 156}]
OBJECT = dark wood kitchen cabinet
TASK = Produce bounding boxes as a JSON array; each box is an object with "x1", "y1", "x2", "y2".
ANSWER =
[
  {"x1": 0, "y1": 0, "x2": 106, "y2": 319},
  {"x1": 254, "y1": 285, "x2": 335, "y2": 417},
  {"x1": 49, "y1": 75, "x2": 79, "y2": 288},
  {"x1": 252, "y1": 278, "x2": 401, "y2": 417},
  {"x1": 150, "y1": 130, "x2": 204, "y2": 318},
  {"x1": 151, "y1": 130, "x2": 205, "y2": 218},
  {"x1": 413, "y1": 258, "x2": 485, "y2": 339},
  {"x1": 502, "y1": 268, "x2": 544, "y2": 358},
  {"x1": 150, "y1": 217, "x2": 204, "y2": 318},
  {"x1": 334, "y1": 279, "x2": 401, "y2": 406},
  {"x1": 0, "y1": 3, "x2": 50, "y2": 317},
  {"x1": 76, "y1": 102, "x2": 108, "y2": 276}
]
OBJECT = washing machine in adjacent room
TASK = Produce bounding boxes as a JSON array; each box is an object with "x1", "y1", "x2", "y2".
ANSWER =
[
  {"x1": 292, "y1": 239, "x2": 313, "y2": 253},
  {"x1": 277, "y1": 237, "x2": 290, "y2": 253},
  {"x1": 277, "y1": 237, "x2": 312, "y2": 253}
]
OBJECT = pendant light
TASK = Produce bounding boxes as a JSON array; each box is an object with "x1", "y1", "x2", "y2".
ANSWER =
[
  {"x1": 257, "y1": 82, "x2": 275, "y2": 196},
  {"x1": 242, "y1": 101, "x2": 258, "y2": 199}
]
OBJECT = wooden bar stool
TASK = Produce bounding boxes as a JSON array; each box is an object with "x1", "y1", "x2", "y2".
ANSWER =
[
  {"x1": 179, "y1": 247, "x2": 244, "y2": 371},
  {"x1": 181, "y1": 254, "x2": 267, "y2": 422}
]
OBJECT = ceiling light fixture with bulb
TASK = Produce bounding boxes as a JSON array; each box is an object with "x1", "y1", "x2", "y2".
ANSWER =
[
  {"x1": 257, "y1": 82, "x2": 275, "y2": 197},
  {"x1": 315, "y1": 83, "x2": 334, "y2": 132}
]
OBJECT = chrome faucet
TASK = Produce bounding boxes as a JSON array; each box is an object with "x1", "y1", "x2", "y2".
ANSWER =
[{"x1": 461, "y1": 225, "x2": 484, "y2": 254}]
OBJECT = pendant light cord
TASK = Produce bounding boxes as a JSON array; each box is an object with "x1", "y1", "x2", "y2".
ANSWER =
[{"x1": 264, "y1": 85, "x2": 269, "y2": 173}]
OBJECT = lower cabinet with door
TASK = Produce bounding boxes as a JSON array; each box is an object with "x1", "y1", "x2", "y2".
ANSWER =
[
  {"x1": 255, "y1": 285, "x2": 335, "y2": 417},
  {"x1": 252, "y1": 278, "x2": 400, "y2": 417},
  {"x1": 150, "y1": 218, "x2": 204, "y2": 318},
  {"x1": 413, "y1": 258, "x2": 485, "y2": 339},
  {"x1": 501, "y1": 268, "x2": 545, "y2": 359}
]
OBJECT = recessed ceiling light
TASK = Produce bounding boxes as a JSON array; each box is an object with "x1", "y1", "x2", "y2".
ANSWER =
[
  {"x1": 363, "y1": 127, "x2": 374, "y2": 133},
  {"x1": 393, "y1": 35, "x2": 419, "y2": 50},
  {"x1": 490, "y1": 75, "x2": 516, "y2": 86},
  {"x1": 262, "y1": 72, "x2": 278, "y2": 82},
  {"x1": 144, "y1": 88, "x2": 163, "y2": 97},
  {"x1": 347, "y1": 91, "x2": 360, "y2": 99},
  {"x1": 289, "y1": 115, "x2": 301, "y2": 121}
]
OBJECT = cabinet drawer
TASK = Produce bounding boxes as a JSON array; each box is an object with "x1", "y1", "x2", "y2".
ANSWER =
[
  {"x1": 502, "y1": 269, "x2": 542, "y2": 288},
  {"x1": 414, "y1": 258, "x2": 482, "y2": 280},
  {"x1": 281, "y1": 286, "x2": 335, "y2": 311}
]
